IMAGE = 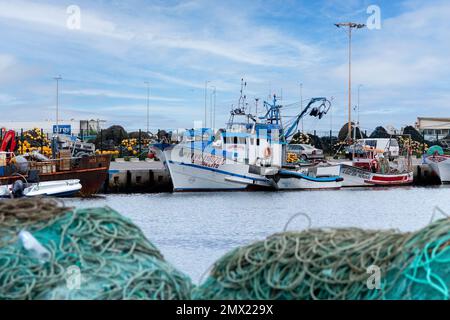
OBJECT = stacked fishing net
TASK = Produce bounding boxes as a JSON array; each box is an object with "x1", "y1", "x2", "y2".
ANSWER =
[
  {"x1": 17, "y1": 128, "x2": 52, "y2": 157},
  {"x1": 193, "y1": 219, "x2": 449, "y2": 300},
  {"x1": 0, "y1": 198, "x2": 193, "y2": 300}
]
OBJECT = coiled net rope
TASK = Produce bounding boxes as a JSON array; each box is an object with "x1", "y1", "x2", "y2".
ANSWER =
[
  {"x1": 193, "y1": 219, "x2": 450, "y2": 300},
  {"x1": 0, "y1": 198, "x2": 193, "y2": 300}
]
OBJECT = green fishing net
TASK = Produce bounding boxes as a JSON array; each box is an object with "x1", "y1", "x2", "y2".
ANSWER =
[
  {"x1": 193, "y1": 219, "x2": 449, "y2": 300},
  {"x1": 2, "y1": 198, "x2": 448, "y2": 300},
  {"x1": 0, "y1": 199, "x2": 193, "y2": 300}
]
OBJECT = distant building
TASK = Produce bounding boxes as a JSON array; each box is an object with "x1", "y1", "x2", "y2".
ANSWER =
[
  {"x1": 415, "y1": 117, "x2": 450, "y2": 141},
  {"x1": 79, "y1": 119, "x2": 106, "y2": 135}
]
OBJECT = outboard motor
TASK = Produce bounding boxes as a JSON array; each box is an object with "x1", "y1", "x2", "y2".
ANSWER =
[
  {"x1": 12, "y1": 156, "x2": 29, "y2": 175},
  {"x1": 12, "y1": 180, "x2": 25, "y2": 198}
]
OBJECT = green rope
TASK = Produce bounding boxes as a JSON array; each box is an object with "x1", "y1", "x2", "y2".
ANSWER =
[{"x1": 193, "y1": 219, "x2": 450, "y2": 300}]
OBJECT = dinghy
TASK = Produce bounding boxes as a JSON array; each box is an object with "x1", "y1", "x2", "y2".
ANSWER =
[{"x1": 0, "y1": 179, "x2": 82, "y2": 198}]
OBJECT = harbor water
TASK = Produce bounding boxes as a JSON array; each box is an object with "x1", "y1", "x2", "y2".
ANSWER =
[{"x1": 65, "y1": 186, "x2": 450, "y2": 283}]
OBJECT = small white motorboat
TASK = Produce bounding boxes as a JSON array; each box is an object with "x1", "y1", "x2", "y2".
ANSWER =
[{"x1": 0, "y1": 179, "x2": 82, "y2": 198}]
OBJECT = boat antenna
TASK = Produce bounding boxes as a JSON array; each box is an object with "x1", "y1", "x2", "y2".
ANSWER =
[{"x1": 238, "y1": 78, "x2": 247, "y2": 111}]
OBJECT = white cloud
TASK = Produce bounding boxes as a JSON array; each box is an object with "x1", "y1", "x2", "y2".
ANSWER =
[
  {"x1": 0, "y1": 0, "x2": 132, "y2": 40},
  {"x1": 0, "y1": 0, "x2": 321, "y2": 68},
  {"x1": 0, "y1": 54, "x2": 36, "y2": 84},
  {"x1": 61, "y1": 89, "x2": 183, "y2": 102}
]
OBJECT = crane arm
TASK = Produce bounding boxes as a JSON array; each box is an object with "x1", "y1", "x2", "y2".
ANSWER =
[{"x1": 283, "y1": 97, "x2": 331, "y2": 140}]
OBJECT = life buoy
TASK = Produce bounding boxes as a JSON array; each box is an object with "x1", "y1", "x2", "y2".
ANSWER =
[
  {"x1": 0, "y1": 130, "x2": 16, "y2": 153},
  {"x1": 263, "y1": 147, "x2": 272, "y2": 159}
]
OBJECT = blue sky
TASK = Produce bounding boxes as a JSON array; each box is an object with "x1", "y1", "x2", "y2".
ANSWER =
[{"x1": 0, "y1": 0, "x2": 449, "y2": 133}]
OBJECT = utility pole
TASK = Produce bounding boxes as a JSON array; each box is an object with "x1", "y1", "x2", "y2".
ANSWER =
[
  {"x1": 300, "y1": 83, "x2": 303, "y2": 133},
  {"x1": 53, "y1": 76, "x2": 62, "y2": 136},
  {"x1": 335, "y1": 22, "x2": 365, "y2": 141},
  {"x1": 144, "y1": 81, "x2": 150, "y2": 134},
  {"x1": 204, "y1": 81, "x2": 210, "y2": 128}
]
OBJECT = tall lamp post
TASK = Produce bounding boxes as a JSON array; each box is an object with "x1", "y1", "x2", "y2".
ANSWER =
[
  {"x1": 54, "y1": 76, "x2": 62, "y2": 136},
  {"x1": 144, "y1": 81, "x2": 150, "y2": 134},
  {"x1": 335, "y1": 22, "x2": 365, "y2": 141}
]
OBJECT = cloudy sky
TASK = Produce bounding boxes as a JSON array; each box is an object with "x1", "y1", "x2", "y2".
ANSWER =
[{"x1": 0, "y1": 0, "x2": 449, "y2": 133}]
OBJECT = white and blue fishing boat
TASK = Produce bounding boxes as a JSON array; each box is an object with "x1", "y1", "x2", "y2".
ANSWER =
[{"x1": 152, "y1": 83, "x2": 342, "y2": 192}]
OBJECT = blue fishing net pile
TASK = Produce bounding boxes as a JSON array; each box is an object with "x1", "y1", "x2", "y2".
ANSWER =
[{"x1": 0, "y1": 199, "x2": 193, "y2": 300}]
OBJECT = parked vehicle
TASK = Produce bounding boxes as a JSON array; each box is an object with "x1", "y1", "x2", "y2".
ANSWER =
[{"x1": 287, "y1": 144, "x2": 324, "y2": 160}]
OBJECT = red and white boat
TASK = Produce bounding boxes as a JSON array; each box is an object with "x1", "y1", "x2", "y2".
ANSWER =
[
  {"x1": 339, "y1": 163, "x2": 413, "y2": 187},
  {"x1": 337, "y1": 146, "x2": 413, "y2": 187}
]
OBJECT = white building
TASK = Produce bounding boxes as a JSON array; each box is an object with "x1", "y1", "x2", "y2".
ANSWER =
[{"x1": 415, "y1": 117, "x2": 450, "y2": 141}]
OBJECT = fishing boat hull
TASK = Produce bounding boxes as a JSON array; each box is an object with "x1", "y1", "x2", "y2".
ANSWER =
[
  {"x1": 339, "y1": 164, "x2": 413, "y2": 187},
  {"x1": 161, "y1": 145, "x2": 273, "y2": 191},
  {"x1": 423, "y1": 155, "x2": 450, "y2": 183}
]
